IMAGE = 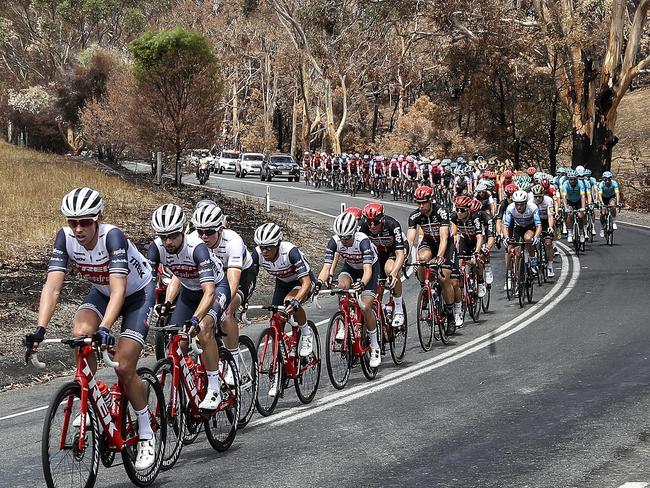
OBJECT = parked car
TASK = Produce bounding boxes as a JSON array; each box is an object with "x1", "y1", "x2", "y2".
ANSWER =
[
  {"x1": 236, "y1": 152, "x2": 264, "y2": 178},
  {"x1": 217, "y1": 150, "x2": 240, "y2": 173},
  {"x1": 260, "y1": 153, "x2": 300, "y2": 182}
]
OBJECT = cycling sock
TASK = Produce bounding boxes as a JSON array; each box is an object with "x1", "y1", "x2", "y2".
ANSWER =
[
  {"x1": 228, "y1": 347, "x2": 240, "y2": 369},
  {"x1": 454, "y1": 302, "x2": 462, "y2": 314},
  {"x1": 394, "y1": 295, "x2": 403, "y2": 313},
  {"x1": 368, "y1": 329, "x2": 379, "y2": 349},
  {"x1": 299, "y1": 322, "x2": 312, "y2": 337},
  {"x1": 135, "y1": 406, "x2": 153, "y2": 440},
  {"x1": 206, "y1": 370, "x2": 221, "y2": 392}
]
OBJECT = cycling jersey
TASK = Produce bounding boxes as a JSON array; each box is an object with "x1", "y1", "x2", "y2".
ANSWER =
[
  {"x1": 561, "y1": 180, "x2": 586, "y2": 202},
  {"x1": 252, "y1": 241, "x2": 311, "y2": 283},
  {"x1": 450, "y1": 212, "x2": 482, "y2": 240},
  {"x1": 48, "y1": 224, "x2": 152, "y2": 297},
  {"x1": 474, "y1": 190, "x2": 494, "y2": 211},
  {"x1": 535, "y1": 195, "x2": 555, "y2": 220},
  {"x1": 403, "y1": 162, "x2": 418, "y2": 177},
  {"x1": 598, "y1": 180, "x2": 619, "y2": 199},
  {"x1": 357, "y1": 215, "x2": 406, "y2": 255},
  {"x1": 407, "y1": 204, "x2": 450, "y2": 241},
  {"x1": 478, "y1": 210, "x2": 494, "y2": 238},
  {"x1": 503, "y1": 202, "x2": 542, "y2": 228},
  {"x1": 199, "y1": 228, "x2": 253, "y2": 271},
  {"x1": 496, "y1": 199, "x2": 510, "y2": 220},
  {"x1": 324, "y1": 232, "x2": 378, "y2": 270},
  {"x1": 148, "y1": 232, "x2": 224, "y2": 291}
]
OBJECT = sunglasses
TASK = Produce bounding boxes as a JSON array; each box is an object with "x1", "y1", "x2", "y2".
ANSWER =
[
  {"x1": 368, "y1": 218, "x2": 383, "y2": 226},
  {"x1": 534, "y1": 195, "x2": 544, "y2": 198},
  {"x1": 260, "y1": 245, "x2": 276, "y2": 252},
  {"x1": 67, "y1": 216, "x2": 98, "y2": 228},
  {"x1": 197, "y1": 228, "x2": 218, "y2": 237},
  {"x1": 158, "y1": 231, "x2": 182, "y2": 241},
  {"x1": 456, "y1": 207, "x2": 468, "y2": 213}
]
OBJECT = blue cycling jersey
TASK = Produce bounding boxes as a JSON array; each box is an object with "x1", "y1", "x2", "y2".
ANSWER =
[
  {"x1": 598, "y1": 179, "x2": 619, "y2": 199},
  {"x1": 561, "y1": 179, "x2": 586, "y2": 202}
]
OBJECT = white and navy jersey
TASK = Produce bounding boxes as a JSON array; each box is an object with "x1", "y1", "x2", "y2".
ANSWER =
[
  {"x1": 48, "y1": 224, "x2": 152, "y2": 297},
  {"x1": 147, "y1": 232, "x2": 224, "y2": 291},
  {"x1": 535, "y1": 196, "x2": 555, "y2": 220},
  {"x1": 324, "y1": 232, "x2": 378, "y2": 270},
  {"x1": 407, "y1": 204, "x2": 450, "y2": 241},
  {"x1": 197, "y1": 228, "x2": 253, "y2": 271},
  {"x1": 503, "y1": 202, "x2": 542, "y2": 228},
  {"x1": 252, "y1": 241, "x2": 311, "y2": 283}
]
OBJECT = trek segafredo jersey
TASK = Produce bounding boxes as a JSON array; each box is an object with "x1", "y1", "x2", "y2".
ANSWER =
[
  {"x1": 48, "y1": 224, "x2": 152, "y2": 297},
  {"x1": 191, "y1": 228, "x2": 253, "y2": 271},
  {"x1": 147, "y1": 232, "x2": 224, "y2": 291},
  {"x1": 252, "y1": 241, "x2": 311, "y2": 283},
  {"x1": 324, "y1": 232, "x2": 378, "y2": 270}
]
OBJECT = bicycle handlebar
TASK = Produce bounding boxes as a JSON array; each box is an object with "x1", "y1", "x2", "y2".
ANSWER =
[{"x1": 26, "y1": 337, "x2": 120, "y2": 369}]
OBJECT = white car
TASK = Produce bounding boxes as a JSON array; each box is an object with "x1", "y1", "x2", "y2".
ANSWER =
[
  {"x1": 235, "y1": 152, "x2": 264, "y2": 178},
  {"x1": 217, "y1": 150, "x2": 240, "y2": 173}
]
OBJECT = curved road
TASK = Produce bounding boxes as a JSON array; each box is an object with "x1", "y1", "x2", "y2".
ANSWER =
[{"x1": 1, "y1": 167, "x2": 649, "y2": 488}]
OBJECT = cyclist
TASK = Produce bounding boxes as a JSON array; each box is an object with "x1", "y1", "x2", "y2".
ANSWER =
[
  {"x1": 190, "y1": 203, "x2": 256, "y2": 379},
  {"x1": 148, "y1": 204, "x2": 230, "y2": 411},
  {"x1": 451, "y1": 195, "x2": 486, "y2": 302},
  {"x1": 503, "y1": 190, "x2": 543, "y2": 281},
  {"x1": 531, "y1": 184, "x2": 556, "y2": 278},
  {"x1": 316, "y1": 212, "x2": 382, "y2": 368},
  {"x1": 561, "y1": 169, "x2": 587, "y2": 243},
  {"x1": 470, "y1": 197, "x2": 496, "y2": 287},
  {"x1": 598, "y1": 171, "x2": 621, "y2": 236},
  {"x1": 406, "y1": 185, "x2": 457, "y2": 328},
  {"x1": 252, "y1": 223, "x2": 314, "y2": 368},
  {"x1": 358, "y1": 202, "x2": 408, "y2": 328},
  {"x1": 25, "y1": 188, "x2": 157, "y2": 470},
  {"x1": 577, "y1": 167, "x2": 597, "y2": 237}
]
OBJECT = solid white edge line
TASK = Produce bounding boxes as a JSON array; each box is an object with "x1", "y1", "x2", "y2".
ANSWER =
[
  {"x1": 0, "y1": 405, "x2": 50, "y2": 422},
  {"x1": 617, "y1": 483, "x2": 649, "y2": 488},
  {"x1": 247, "y1": 242, "x2": 578, "y2": 428},
  {"x1": 619, "y1": 220, "x2": 650, "y2": 230}
]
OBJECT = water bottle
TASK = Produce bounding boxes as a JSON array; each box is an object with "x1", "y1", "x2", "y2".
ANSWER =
[
  {"x1": 384, "y1": 303, "x2": 393, "y2": 321},
  {"x1": 97, "y1": 381, "x2": 113, "y2": 410},
  {"x1": 109, "y1": 383, "x2": 121, "y2": 417}
]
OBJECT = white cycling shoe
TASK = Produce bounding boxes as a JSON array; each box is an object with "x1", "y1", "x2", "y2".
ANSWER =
[
  {"x1": 478, "y1": 283, "x2": 487, "y2": 298},
  {"x1": 135, "y1": 438, "x2": 156, "y2": 471},
  {"x1": 72, "y1": 413, "x2": 90, "y2": 428},
  {"x1": 454, "y1": 311, "x2": 464, "y2": 327},
  {"x1": 392, "y1": 312, "x2": 405, "y2": 328},
  {"x1": 567, "y1": 234, "x2": 574, "y2": 243},
  {"x1": 600, "y1": 229, "x2": 605, "y2": 238},
  {"x1": 369, "y1": 347, "x2": 381, "y2": 368},
  {"x1": 547, "y1": 264, "x2": 555, "y2": 277},
  {"x1": 299, "y1": 335, "x2": 313, "y2": 357},
  {"x1": 268, "y1": 374, "x2": 278, "y2": 397},
  {"x1": 613, "y1": 222, "x2": 618, "y2": 230},
  {"x1": 198, "y1": 388, "x2": 222, "y2": 410},
  {"x1": 335, "y1": 325, "x2": 345, "y2": 341},
  {"x1": 485, "y1": 266, "x2": 493, "y2": 284}
]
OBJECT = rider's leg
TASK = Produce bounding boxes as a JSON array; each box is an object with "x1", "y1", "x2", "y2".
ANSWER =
[
  {"x1": 222, "y1": 294, "x2": 241, "y2": 367},
  {"x1": 72, "y1": 308, "x2": 100, "y2": 373},
  {"x1": 417, "y1": 247, "x2": 432, "y2": 283}
]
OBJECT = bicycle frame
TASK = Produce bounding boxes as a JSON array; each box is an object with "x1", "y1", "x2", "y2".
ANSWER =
[
  {"x1": 334, "y1": 291, "x2": 370, "y2": 358},
  {"x1": 258, "y1": 310, "x2": 301, "y2": 380}
]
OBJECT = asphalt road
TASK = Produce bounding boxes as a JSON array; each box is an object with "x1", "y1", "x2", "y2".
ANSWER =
[{"x1": 1, "y1": 167, "x2": 649, "y2": 488}]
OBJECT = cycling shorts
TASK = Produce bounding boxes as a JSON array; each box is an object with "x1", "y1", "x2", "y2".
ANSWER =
[
  {"x1": 417, "y1": 236, "x2": 454, "y2": 271},
  {"x1": 389, "y1": 168, "x2": 400, "y2": 178},
  {"x1": 509, "y1": 224, "x2": 536, "y2": 243},
  {"x1": 271, "y1": 272, "x2": 315, "y2": 306},
  {"x1": 602, "y1": 196, "x2": 616, "y2": 207},
  {"x1": 236, "y1": 265, "x2": 257, "y2": 304},
  {"x1": 339, "y1": 262, "x2": 380, "y2": 297},
  {"x1": 565, "y1": 199, "x2": 582, "y2": 211},
  {"x1": 169, "y1": 276, "x2": 231, "y2": 327},
  {"x1": 377, "y1": 242, "x2": 410, "y2": 278},
  {"x1": 78, "y1": 280, "x2": 155, "y2": 347},
  {"x1": 455, "y1": 237, "x2": 478, "y2": 259}
]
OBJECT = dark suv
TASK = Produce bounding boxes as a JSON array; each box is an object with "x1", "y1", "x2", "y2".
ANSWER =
[{"x1": 260, "y1": 153, "x2": 300, "y2": 182}]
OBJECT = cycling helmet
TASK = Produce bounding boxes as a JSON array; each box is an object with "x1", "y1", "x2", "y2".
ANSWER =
[
  {"x1": 333, "y1": 212, "x2": 358, "y2": 238},
  {"x1": 478, "y1": 161, "x2": 488, "y2": 171},
  {"x1": 345, "y1": 206, "x2": 363, "y2": 220},
  {"x1": 575, "y1": 165, "x2": 585, "y2": 173},
  {"x1": 195, "y1": 198, "x2": 217, "y2": 210},
  {"x1": 540, "y1": 178, "x2": 550, "y2": 189},
  {"x1": 362, "y1": 202, "x2": 384, "y2": 221},
  {"x1": 566, "y1": 169, "x2": 577, "y2": 178},
  {"x1": 557, "y1": 167, "x2": 567, "y2": 175},
  {"x1": 414, "y1": 185, "x2": 434, "y2": 202},
  {"x1": 374, "y1": 155, "x2": 383, "y2": 162},
  {"x1": 468, "y1": 160, "x2": 476, "y2": 167},
  {"x1": 469, "y1": 199, "x2": 482, "y2": 213},
  {"x1": 406, "y1": 155, "x2": 414, "y2": 163},
  {"x1": 455, "y1": 195, "x2": 472, "y2": 208},
  {"x1": 61, "y1": 187, "x2": 104, "y2": 218},
  {"x1": 584, "y1": 169, "x2": 592, "y2": 176},
  {"x1": 483, "y1": 170, "x2": 496, "y2": 180},
  {"x1": 444, "y1": 166, "x2": 452, "y2": 174},
  {"x1": 576, "y1": 167, "x2": 585, "y2": 176},
  {"x1": 519, "y1": 181, "x2": 532, "y2": 191},
  {"x1": 512, "y1": 190, "x2": 528, "y2": 203},
  {"x1": 505, "y1": 183, "x2": 518, "y2": 195},
  {"x1": 483, "y1": 179, "x2": 495, "y2": 189},
  {"x1": 475, "y1": 181, "x2": 488, "y2": 192},
  {"x1": 152, "y1": 204, "x2": 186, "y2": 234},
  {"x1": 526, "y1": 166, "x2": 537, "y2": 176},
  {"x1": 533, "y1": 171, "x2": 542, "y2": 182},
  {"x1": 602, "y1": 171, "x2": 613, "y2": 178},
  {"x1": 254, "y1": 222, "x2": 283, "y2": 246},
  {"x1": 450, "y1": 161, "x2": 458, "y2": 169},
  {"x1": 531, "y1": 184, "x2": 545, "y2": 196},
  {"x1": 502, "y1": 169, "x2": 513, "y2": 179},
  {"x1": 441, "y1": 158, "x2": 452, "y2": 166},
  {"x1": 191, "y1": 203, "x2": 224, "y2": 230}
]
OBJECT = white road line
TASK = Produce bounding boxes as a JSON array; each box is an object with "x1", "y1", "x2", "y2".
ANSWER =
[
  {"x1": 248, "y1": 242, "x2": 578, "y2": 428},
  {"x1": 0, "y1": 405, "x2": 50, "y2": 422},
  {"x1": 619, "y1": 220, "x2": 650, "y2": 230},
  {"x1": 617, "y1": 483, "x2": 649, "y2": 488}
]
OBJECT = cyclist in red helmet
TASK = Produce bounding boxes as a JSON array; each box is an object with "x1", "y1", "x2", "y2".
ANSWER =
[
  {"x1": 406, "y1": 186, "x2": 455, "y2": 328},
  {"x1": 358, "y1": 202, "x2": 408, "y2": 328},
  {"x1": 499, "y1": 170, "x2": 514, "y2": 201},
  {"x1": 345, "y1": 206, "x2": 363, "y2": 221},
  {"x1": 526, "y1": 166, "x2": 537, "y2": 176}
]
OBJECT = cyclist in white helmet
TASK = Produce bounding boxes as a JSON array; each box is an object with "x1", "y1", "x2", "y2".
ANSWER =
[{"x1": 25, "y1": 187, "x2": 158, "y2": 470}]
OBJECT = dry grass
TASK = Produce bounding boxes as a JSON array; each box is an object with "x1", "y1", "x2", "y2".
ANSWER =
[
  {"x1": 0, "y1": 141, "x2": 177, "y2": 260},
  {"x1": 614, "y1": 87, "x2": 650, "y2": 162}
]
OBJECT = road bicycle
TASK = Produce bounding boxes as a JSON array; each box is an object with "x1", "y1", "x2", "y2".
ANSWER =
[
  {"x1": 534, "y1": 232, "x2": 551, "y2": 285},
  {"x1": 27, "y1": 335, "x2": 166, "y2": 488},
  {"x1": 374, "y1": 278, "x2": 408, "y2": 365},
  {"x1": 506, "y1": 239, "x2": 534, "y2": 308},
  {"x1": 567, "y1": 209, "x2": 585, "y2": 256},
  {"x1": 152, "y1": 324, "x2": 240, "y2": 470},
  {"x1": 409, "y1": 262, "x2": 451, "y2": 350},
  {"x1": 600, "y1": 203, "x2": 622, "y2": 246},
  {"x1": 457, "y1": 255, "x2": 481, "y2": 323},
  {"x1": 255, "y1": 305, "x2": 321, "y2": 415},
  {"x1": 322, "y1": 288, "x2": 381, "y2": 389},
  {"x1": 585, "y1": 204, "x2": 596, "y2": 243}
]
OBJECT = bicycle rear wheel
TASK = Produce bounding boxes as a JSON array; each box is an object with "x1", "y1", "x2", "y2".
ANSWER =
[
  {"x1": 517, "y1": 261, "x2": 526, "y2": 309},
  {"x1": 325, "y1": 313, "x2": 352, "y2": 389},
  {"x1": 255, "y1": 328, "x2": 282, "y2": 416},
  {"x1": 416, "y1": 287, "x2": 434, "y2": 351},
  {"x1": 361, "y1": 314, "x2": 380, "y2": 380},
  {"x1": 204, "y1": 348, "x2": 240, "y2": 452},
  {"x1": 42, "y1": 382, "x2": 99, "y2": 488},
  {"x1": 121, "y1": 367, "x2": 166, "y2": 487},
  {"x1": 236, "y1": 335, "x2": 258, "y2": 428},
  {"x1": 294, "y1": 321, "x2": 321, "y2": 404},
  {"x1": 526, "y1": 275, "x2": 534, "y2": 303},
  {"x1": 481, "y1": 283, "x2": 491, "y2": 312},
  {"x1": 389, "y1": 306, "x2": 408, "y2": 365},
  {"x1": 153, "y1": 358, "x2": 185, "y2": 470},
  {"x1": 436, "y1": 294, "x2": 450, "y2": 345}
]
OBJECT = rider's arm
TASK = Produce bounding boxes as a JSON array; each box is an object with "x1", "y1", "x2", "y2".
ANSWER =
[
  {"x1": 533, "y1": 209, "x2": 543, "y2": 238},
  {"x1": 438, "y1": 225, "x2": 450, "y2": 259},
  {"x1": 37, "y1": 271, "x2": 66, "y2": 328},
  {"x1": 288, "y1": 247, "x2": 312, "y2": 302},
  {"x1": 165, "y1": 276, "x2": 182, "y2": 304},
  {"x1": 318, "y1": 237, "x2": 338, "y2": 283},
  {"x1": 391, "y1": 225, "x2": 407, "y2": 272}
]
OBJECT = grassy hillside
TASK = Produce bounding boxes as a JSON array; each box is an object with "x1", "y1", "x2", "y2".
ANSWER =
[{"x1": 613, "y1": 86, "x2": 650, "y2": 163}]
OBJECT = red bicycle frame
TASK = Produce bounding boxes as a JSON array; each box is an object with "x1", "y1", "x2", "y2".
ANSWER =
[
  {"x1": 333, "y1": 291, "x2": 369, "y2": 358},
  {"x1": 258, "y1": 309, "x2": 301, "y2": 380}
]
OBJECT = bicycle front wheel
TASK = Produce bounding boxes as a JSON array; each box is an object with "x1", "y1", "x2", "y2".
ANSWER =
[
  {"x1": 389, "y1": 306, "x2": 408, "y2": 365},
  {"x1": 481, "y1": 284, "x2": 491, "y2": 312},
  {"x1": 204, "y1": 348, "x2": 240, "y2": 452},
  {"x1": 153, "y1": 358, "x2": 185, "y2": 470},
  {"x1": 294, "y1": 321, "x2": 321, "y2": 404},
  {"x1": 255, "y1": 328, "x2": 282, "y2": 416},
  {"x1": 325, "y1": 312, "x2": 352, "y2": 390},
  {"x1": 237, "y1": 335, "x2": 258, "y2": 428},
  {"x1": 121, "y1": 367, "x2": 166, "y2": 487},
  {"x1": 416, "y1": 287, "x2": 434, "y2": 351},
  {"x1": 42, "y1": 382, "x2": 99, "y2": 488}
]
